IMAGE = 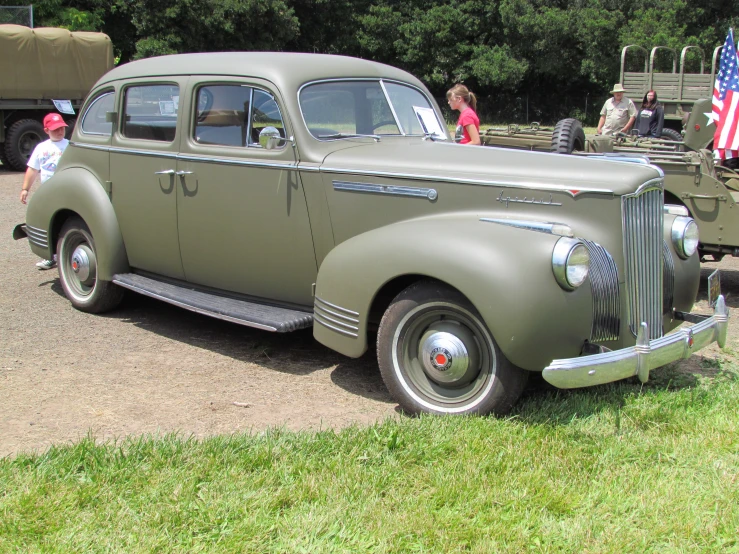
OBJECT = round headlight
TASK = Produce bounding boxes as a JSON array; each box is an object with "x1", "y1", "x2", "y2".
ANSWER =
[
  {"x1": 552, "y1": 237, "x2": 590, "y2": 290},
  {"x1": 671, "y1": 216, "x2": 699, "y2": 259}
]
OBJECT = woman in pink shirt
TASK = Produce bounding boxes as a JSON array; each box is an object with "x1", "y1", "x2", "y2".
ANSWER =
[{"x1": 446, "y1": 84, "x2": 480, "y2": 145}]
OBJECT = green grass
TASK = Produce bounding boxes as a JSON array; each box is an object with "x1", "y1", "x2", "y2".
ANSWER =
[{"x1": 2, "y1": 363, "x2": 738, "y2": 553}]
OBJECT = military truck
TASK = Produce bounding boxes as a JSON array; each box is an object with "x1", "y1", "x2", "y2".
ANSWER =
[
  {"x1": 620, "y1": 44, "x2": 721, "y2": 133},
  {"x1": 479, "y1": 98, "x2": 739, "y2": 261},
  {"x1": 0, "y1": 24, "x2": 113, "y2": 171}
]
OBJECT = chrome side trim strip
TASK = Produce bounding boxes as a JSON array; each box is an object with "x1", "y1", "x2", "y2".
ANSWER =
[
  {"x1": 333, "y1": 180, "x2": 438, "y2": 200},
  {"x1": 314, "y1": 296, "x2": 359, "y2": 317},
  {"x1": 543, "y1": 296, "x2": 728, "y2": 389},
  {"x1": 480, "y1": 218, "x2": 573, "y2": 236},
  {"x1": 313, "y1": 303, "x2": 360, "y2": 325},
  {"x1": 322, "y1": 166, "x2": 613, "y2": 194},
  {"x1": 314, "y1": 309, "x2": 359, "y2": 332},
  {"x1": 177, "y1": 154, "x2": 298, "y2": 171},
  {"x1": 73, "y1": 142, "x2": 300, "y2": 170},
  {"x1": 111, "y1": 279, "x2": 279, "y2": 332},
  {"x1": 25, "y1": 225, "x2": 49, "y2": 248},
  {"x1": 314, "y1": 313, "x2": 359, "y2": 337},
  {"x1": 73, "y1": 143, "x2": 180, "y2": 159}
]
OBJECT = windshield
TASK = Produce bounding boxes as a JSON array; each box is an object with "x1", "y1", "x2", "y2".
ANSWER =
[{"x1": 299, "y1": 80, "x2": 446, "y2": 140}]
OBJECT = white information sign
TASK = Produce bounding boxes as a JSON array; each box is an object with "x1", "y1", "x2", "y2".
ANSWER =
[
  {"x1": 413, "y1": 106, "x2": 446, "y2": 138},
  {"x1": 51, "y1": 99, "x2": 75, "y2": 115}
]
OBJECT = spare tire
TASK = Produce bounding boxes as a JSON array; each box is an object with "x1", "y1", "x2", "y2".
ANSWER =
[
  {"x1": 4, "y1": 119, "x2": 45, "y2": 171},
  {"x1": 660, "y1": 128, "x2": 685, "y2": 151},
  {"x1": 551, "y1": 118, "x2": 586, "y2": 154}
]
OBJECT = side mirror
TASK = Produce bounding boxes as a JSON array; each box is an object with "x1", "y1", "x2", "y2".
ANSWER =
[{"x1": 259, "y1": 126, "x2": 286, "y2": 150}]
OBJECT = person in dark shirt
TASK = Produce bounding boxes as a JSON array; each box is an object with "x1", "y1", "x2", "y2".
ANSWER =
[{"x1": 635, "y1": 90, "x2": 664, "y2": 138}]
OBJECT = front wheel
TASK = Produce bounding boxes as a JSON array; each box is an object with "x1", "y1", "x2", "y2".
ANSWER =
[
  {"x1": 57, "y1": 216, "x2": 123, "y2": 313},
  {"x1": 377, "y1": 281, "x2": 528, "y2": 416}
]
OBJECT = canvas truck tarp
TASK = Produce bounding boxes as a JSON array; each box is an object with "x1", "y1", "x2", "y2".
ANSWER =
[{"x1": 0, "y1": 25, "x2": 113, "y2": 99}]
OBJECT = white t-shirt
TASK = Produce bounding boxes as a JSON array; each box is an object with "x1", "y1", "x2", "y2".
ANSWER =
[{"x1": 27, "y1": 138, "x2": 69, "y2": 183}]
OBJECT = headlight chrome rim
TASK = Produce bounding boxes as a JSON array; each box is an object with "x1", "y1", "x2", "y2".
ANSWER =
[
  {"x1": 671, "y1": 216, "x2": 699, "y2": 259},
  {"x1": 552, "y1": 237, "x2": 590, "y2": 291}
]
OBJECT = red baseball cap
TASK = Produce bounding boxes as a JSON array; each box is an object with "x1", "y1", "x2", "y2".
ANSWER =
[{"x1": 43, "y1": 113, "x2": 68, "y2": 131}]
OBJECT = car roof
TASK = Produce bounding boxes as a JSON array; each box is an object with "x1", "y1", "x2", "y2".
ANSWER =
[{"x1": 98, "y1": 52, "x2": 425, "y2": 92}]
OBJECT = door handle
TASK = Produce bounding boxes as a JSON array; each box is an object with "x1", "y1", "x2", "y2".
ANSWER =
[
  {"x1": 175, "y1": 171, "x2": 193, "y2": 176},
  {"x1": 154, "y1": 169, "x2": 175, "y2": 175}
]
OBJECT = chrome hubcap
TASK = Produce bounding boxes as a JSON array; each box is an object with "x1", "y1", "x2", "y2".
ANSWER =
[
  {"x1": 421, "y1": 331, "x2": 469, "y2": 383},
  {"x1": 71, "y1": 245, "x2": 95, "y2": 285}
]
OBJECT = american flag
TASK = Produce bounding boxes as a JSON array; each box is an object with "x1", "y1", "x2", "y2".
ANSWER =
[{"x1": 713, "y1": 28, "x2": 739, "y2": 159}]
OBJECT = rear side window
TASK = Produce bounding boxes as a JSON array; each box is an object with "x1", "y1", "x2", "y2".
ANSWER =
[
  {"x1": 193, "y1": 84, "x2": 286, "y2": 148},
  {"x1": 194, "y1": 85, "x2": 251, "y2": 147},
  {"x1": 80, "y1": 91, "x2": 115, "y2": 135},
  {"x1": 122, "y1": 84, "x2": 179, "y2": 142}
]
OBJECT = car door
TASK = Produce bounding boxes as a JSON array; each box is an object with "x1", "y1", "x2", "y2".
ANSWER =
[
  {"x1": 175, "y1": 78, "x2": 317, "y2": 306},
  {"x1": 110, "y1": 79, "x2": 186, "y2": 279}
]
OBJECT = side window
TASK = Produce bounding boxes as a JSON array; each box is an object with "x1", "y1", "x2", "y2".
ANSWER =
[
  {"x1": 250, "y1": 89, "x2": 285, "y2": 147},
  {"x1": 122, "y1": 84, "x2": 179, "y2": 142},
  {"x1": 80, "y1": 91, "x2": 115, "y2": 135},
  {"x1": 194, "y1": 85, "x2": 251, "y2": 147}
]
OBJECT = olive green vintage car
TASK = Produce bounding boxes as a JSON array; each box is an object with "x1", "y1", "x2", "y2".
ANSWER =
[{"x1": 16, "y1": 53, "x2": 728, "y2": 416}]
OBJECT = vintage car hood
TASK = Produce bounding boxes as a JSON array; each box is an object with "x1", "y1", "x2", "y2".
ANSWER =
[{"x1": 319, "y1": 139, "x2": 661, "y2": 196}]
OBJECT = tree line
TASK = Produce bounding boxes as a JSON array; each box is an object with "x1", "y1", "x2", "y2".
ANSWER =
[{"x1": 6, "y1": 0, "x2": 739, "y2": 123}]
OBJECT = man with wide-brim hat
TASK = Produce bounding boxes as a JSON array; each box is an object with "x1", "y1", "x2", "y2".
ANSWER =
[{"x1": 597, "y1": 83, "x2": 637, "y2": 136}]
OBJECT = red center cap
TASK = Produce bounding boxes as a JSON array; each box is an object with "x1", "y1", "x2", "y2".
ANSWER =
[
  {"x1": 72, "y1": 261, "x2": 78, "y2": 270},
  {"x1": 435, "y1": 353, "x2": 448, "y2": 366}
]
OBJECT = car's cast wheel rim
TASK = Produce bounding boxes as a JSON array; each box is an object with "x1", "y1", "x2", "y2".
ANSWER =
[
  {"x1": 391, "y1": 301, "x2": 496, "y2": 412},
  {"x1": 60, "y1": 229, "x2": 97, "y2": 301}
]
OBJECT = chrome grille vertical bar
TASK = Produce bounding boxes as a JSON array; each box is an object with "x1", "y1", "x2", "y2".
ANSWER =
[
  {"x1": 622, "y1": 180, "x2": 664, "y2": 340},
  {"x1": 583, "y1": 240, "x2": 620, "y2": 342}
]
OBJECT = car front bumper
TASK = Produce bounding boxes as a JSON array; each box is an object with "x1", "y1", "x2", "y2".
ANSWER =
[{"x1": 542, "y1": 295, "x2": 729, "y2": 389}]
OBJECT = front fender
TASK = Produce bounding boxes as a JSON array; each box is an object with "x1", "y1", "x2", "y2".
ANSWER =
[
  {"x1": 26, "y1": 167, "x2": 129, "y2": 280},
  {"x1": 314, "y1": 214, "x2": 593, "y2": 370}
]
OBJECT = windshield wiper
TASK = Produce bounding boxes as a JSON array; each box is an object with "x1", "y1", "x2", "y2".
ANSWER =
[{"x1": 318, "y1": 133, "x2": 381, "y2": 142}]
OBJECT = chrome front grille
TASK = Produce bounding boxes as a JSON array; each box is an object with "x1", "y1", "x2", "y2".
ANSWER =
[
  {"x1": 662, "y1": 241, "x2": 674, "y2": 316},
  {"x1": 582, "y1": 240, "x2": 620, "y2": 342},
  {"x1": 622, "y1": 182, "x2": 664, "y2": 339}
]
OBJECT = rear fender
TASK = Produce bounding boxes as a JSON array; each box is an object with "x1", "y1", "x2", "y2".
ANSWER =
[
  {"x1": 26, "y1": 167, "x2": 128, "y2": 280},
  {"x1": 314, "y1": 214, "x2": 593, "y2": 370}
]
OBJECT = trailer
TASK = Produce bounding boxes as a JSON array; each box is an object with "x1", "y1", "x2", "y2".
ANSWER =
[{"x1": 0, "y1": 25, "x2": 113, "y2": 170}]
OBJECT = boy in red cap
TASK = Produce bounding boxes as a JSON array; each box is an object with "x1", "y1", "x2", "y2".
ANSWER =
[{"x1": 19, "y1": 112, "x2": 69, "y2": 269}]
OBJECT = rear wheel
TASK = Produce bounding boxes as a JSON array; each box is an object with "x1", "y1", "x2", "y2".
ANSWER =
[
  {"x1": 377, "y1": 281, "x2": 528, "y2": 415},
  {"x1": 57, "y1": 216, "x2": 123, "y2": 313},
  {"x1": 4, "y1": 119, "x2": 45, "y2": 171},
  {"x1": 551, "y1": 118, "x2": 585, "y2": 154}
]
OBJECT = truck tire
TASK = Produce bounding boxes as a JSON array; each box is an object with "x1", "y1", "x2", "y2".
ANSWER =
[
  {"x1": 65, "y1": 118, "x2": 77, "y2": 140},
  {"x1": 551, "y1": 118, "x2": 585, "y2": 154},
  {"x1": 0, "y1": 146, "x2": 9, "y2": 170},
  {"x1": 4, "y1": 119, "x2": 45, "y2": 171},
  {"x1": 660, "y1": 128, "x2": 685, "y2": 151}
]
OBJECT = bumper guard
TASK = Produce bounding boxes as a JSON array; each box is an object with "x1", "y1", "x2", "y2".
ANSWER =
[{"x1": 542, "y1": 295, "x2": 729, "y2": 389}]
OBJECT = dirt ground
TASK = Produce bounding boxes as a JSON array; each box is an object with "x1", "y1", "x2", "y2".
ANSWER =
[{"x1": 1, "y1": 168, "x2": 737, "y2": 457}]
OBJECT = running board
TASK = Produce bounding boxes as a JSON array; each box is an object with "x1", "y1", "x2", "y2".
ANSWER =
[{"x1": 112, "y1": 273, "x2": 313, "y2": 332}]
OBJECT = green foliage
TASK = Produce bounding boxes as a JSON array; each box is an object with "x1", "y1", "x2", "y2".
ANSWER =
[{"x1": 12, "y1": 0, "x2": 739, "y2": 120}]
